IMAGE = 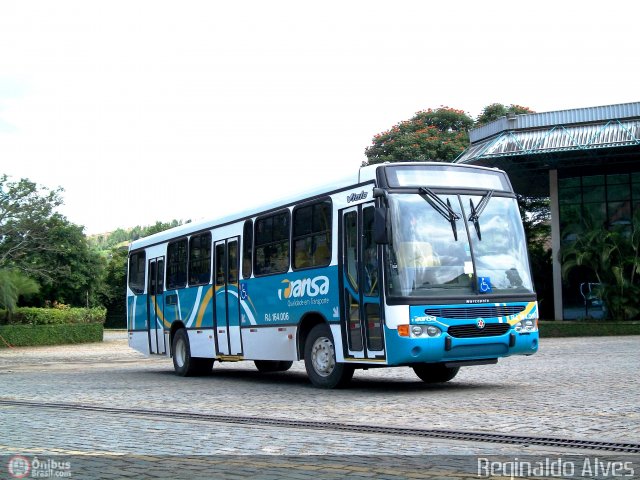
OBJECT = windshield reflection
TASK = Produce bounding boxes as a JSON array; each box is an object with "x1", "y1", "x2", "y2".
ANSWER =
[
  {"x1": 468, "y1": 195, "x2": 533, "y2": 292},
  {"x1": 385, "y1": 193, "x2": 534, "y2": 298}
]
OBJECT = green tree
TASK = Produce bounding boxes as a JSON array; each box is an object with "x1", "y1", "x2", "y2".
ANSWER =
[
  {"x1": 0, "y1": 175, "x2": 64, "y2": 278},
  {"x1": 475, "y1": 103, "x2": 535, "y2": 126},
  {"x1": 364, "y1": 107, "x2": 473, "y2": 164},
  {"x1": 97, "y1": 247, "x2": 128, "y2": 327},
  {"x1": 364, "y1": 103, "x2": 555, "y2": 317},
  {"x1": 27, "y1": 215, "x2": 105, "y2": 307}
]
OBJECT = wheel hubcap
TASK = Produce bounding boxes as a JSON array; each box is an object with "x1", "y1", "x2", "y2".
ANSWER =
[
  {"x1": 311, "y1": 336, "x2": 335, "y2": 377},
  {"x1": 175, "y1": 338, "x2": 186, "y2": 368}
]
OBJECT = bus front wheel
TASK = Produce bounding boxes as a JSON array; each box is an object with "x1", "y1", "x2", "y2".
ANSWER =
[
  {"x1": 304, "y1": 323, "x2": 354, "y2": 389},
  {"x1": 412, "y1": 363, "x2": 459, "y2": 383}
]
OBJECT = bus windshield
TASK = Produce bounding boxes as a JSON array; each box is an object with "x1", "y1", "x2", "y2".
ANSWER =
[{"x1": 386, "y1": 193, "x2": 533, "y2": 298}]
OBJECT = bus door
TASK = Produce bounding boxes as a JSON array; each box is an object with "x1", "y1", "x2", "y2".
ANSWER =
[
  {"x1": 214, "y1": 238, "x2": 243, "y2": 356},
  {"x1": 147, "y1": 256, "x2": 166, "y2": 355},
  {"x1": 340, "y1": 203, "x2": 385, "y2": 360}
]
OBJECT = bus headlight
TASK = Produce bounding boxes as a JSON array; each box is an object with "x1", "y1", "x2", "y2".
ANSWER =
[
  {"x1": 410, "y1": 325, "x2": 442, "y2": 338},
  {"x1": 426, "y1": 326, "x2": 442, "y2": 337},
  {"x1": 514, "y1": 319, "x2": 537, "y2": 333}
]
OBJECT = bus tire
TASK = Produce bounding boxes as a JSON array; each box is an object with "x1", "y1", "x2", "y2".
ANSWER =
[
  {"x1": 412, "y1": 363, "x2": 459, "y2": 383},
  {"x1": 254, "y1": 360, "x2": 293, "y2": 373},
  {"x1": 172, "y1": 328, "x2": 201, "y2": 377},
  {"x1": 304, "y1": 323, "x2": 354, "y2": 389}
]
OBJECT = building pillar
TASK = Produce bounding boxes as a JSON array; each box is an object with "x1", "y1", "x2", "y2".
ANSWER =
[{"x1": 549, "y1": 169, "x2": 563, "y2": 320}]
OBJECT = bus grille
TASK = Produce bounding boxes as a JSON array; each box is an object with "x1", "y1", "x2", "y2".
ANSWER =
[
  {"x1": 424, "y1": 305, "x2": 525, "y2": 319},
  {"x1": 448, "y1": 323, "x2": 511, "y2": 338}
]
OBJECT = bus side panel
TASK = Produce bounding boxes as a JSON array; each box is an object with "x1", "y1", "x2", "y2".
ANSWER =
[
  {"x1": 241, "y1": 326, "x2": 298, "y2": 360},
  {"x1": 239, "y1": 266, "x2": 340, "y2": 359},
  {"x1": 127, "y1": 293, "x2": 149, "y2": 330},
  {"x1": 163, "y1": 285, "x2": 215, "y2": 330},
  {"x1": 127, "y1": 293, "x2": 150, "y2": 354},
  {"x1": 164, "y1": 285, "x2": 216, "y2": 357},
  {"x1": 188, "y1": 329, "x2": 216, "y2": 358},
  {"x1": 239, "y1": 266, "x2": 340, "y2": 327}
]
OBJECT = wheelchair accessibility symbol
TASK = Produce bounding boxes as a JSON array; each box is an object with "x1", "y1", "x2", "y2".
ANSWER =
[
  {"x1": 240, "y1": 283, "x2": 248, "y2": 300},
  {"x1": 478, "y1": 277, "x2": 492, "y2": 294}
]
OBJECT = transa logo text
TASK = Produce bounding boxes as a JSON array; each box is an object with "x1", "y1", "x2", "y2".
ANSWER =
[{"x1": 278, "y1": 276, "x2": 330, "y2": 300}]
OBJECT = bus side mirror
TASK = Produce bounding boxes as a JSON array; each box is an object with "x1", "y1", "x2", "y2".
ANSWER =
[{"x1": 374, "y1": 207, "x2": 390, "y2": 244}]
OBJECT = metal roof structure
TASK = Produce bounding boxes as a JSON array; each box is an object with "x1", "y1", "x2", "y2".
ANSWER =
[{"x1": 456, "y1": 102, "x2": 640, "y2": 196}]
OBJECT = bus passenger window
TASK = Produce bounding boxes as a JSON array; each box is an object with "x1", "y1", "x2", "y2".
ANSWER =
[
  {"x1": 167, "y1": 239, "x2": 188, "y2": 289},
  {"x1": 292, "y1": 199, "x2": 332, "y2": 270},
  {"x1": 215, "y1": 244, "x2": 226, "y2": 285},
  {"x1": 188, "y1": 232, "x2": 212, "y2": 286},
  {"x1": 242, "y1": 220, "x2": 252, "y2": 279},
  {"x1": 228, "y1": 241, "x2": 239, "y2": 284},
  {"x1": 254, "y1": 210, "x2": 290, "y2": 276}
]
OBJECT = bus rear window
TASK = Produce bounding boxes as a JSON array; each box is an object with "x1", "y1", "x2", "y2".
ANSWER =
[{"x1": 128, "y1": 251, "x2": 146, "y2": 294}]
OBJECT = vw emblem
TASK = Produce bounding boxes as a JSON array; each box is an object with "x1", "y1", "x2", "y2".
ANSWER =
[{"x1": 476, "y1": 318, "x2": 485, "y2": 329}]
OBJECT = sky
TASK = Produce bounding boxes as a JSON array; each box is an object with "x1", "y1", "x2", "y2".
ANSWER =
[{"x1": 1, "y1": 0, "x2": 639, "y2": 234}]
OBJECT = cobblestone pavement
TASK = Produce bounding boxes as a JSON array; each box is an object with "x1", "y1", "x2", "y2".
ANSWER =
[{"x1": 0, "y1": 333, "x2": 639, "y2": 479}]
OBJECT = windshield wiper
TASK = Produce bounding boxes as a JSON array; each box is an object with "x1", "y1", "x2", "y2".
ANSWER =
[
  {"x1": 419, "y1": 187, "x2": 460, "y2": 241},
  {"x1": 468, "y1": 190, "x2": 494, "y2": 240}
]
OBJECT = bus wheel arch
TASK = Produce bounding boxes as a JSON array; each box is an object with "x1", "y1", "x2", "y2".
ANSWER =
[
  {"x1": 170, "y1": 323, "x2": 213, "y2": 377},
  {"x1": 303, "y1": 322, "x2": 354, "y2": 389},
  {"x1": 296, "y1": 313, "x2": 326, "y2": 360},
  {"x1": 169, "y1": 321, "x2": 186, "y2": 357}
]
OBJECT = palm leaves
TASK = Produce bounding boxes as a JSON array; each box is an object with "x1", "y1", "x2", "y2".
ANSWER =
[
  {"x1": 561, "y1": 209, "x2": 640, "y2": 320},
  {"x1": 0, "y1": 269, "x2": 40, "y2": 313}
]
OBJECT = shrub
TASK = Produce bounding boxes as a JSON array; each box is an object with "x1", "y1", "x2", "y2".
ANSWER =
[
  {"x1": 0, "y1": 307, "x2": 106, "y2": 326},
  {"x1": 0, "y1": 323, "x2": 103, "y2": 347}
]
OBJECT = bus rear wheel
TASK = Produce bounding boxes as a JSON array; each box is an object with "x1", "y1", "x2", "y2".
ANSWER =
[
  {"x1": 304, "y1": 323, "x2": 354, "y2": 389},
  {"x1": 412, "y1": 363, "x2": 459, "y2": 383},
  {"x1": 172, "y1": 329, "x2": 213, "y2": 376},
  {"x1": 254, "y1": 360, "x2": 293, "y2": 373}
]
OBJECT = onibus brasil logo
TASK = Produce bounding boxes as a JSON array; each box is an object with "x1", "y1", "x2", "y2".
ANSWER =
[{"x1": 278, "y1": 276, "x2": 329, "y2": 300}]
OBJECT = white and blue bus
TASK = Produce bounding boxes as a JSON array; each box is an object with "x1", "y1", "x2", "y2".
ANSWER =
[{"x1": 127, "y1": 162, "x2": 538, "y2": 388}]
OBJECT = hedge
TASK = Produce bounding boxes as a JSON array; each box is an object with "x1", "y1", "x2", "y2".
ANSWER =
[
  {"x1": 0, "y1": 307, "x2": 106, "y2": 326},
  {"x1": 0, "y1": 323, "x2": 104, "y2": 348},
  {"x1": 539, "y1": 321, "x2": 640, "y2": 337}
]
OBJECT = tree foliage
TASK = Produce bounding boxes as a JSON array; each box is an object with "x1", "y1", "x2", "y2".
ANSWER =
[
  {"x1": 364, "y1": 104, "x2": 555, "y2": 316},
  {"x1": 364, "y1": 107, "x2": 474, "y2": 164},
  {"x1": 30, "y1": 215, "x2": 104, "y2": 307},
  {"x1": 0, "y1": 175, "x2": 64, "y2": 278},
  {"x1": 90, "y1": 220, "x2": 184, "y2": 251},
  {"x1": 0, "y1": 174, "x2": 106, "y2": 308},
  {"x1": 475, "y1": 103, "x2": 535, "y2": 127}
]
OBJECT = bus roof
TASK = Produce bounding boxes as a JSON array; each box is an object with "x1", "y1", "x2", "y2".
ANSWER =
[
  {"x1": 129, "y1": 163, "x2": 380, "y2": 251},
  {"x1": 128, "y1": 162, "x2": 507, "y2": 252}
]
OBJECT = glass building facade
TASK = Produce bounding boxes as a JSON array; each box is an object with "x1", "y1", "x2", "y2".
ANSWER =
[{"x1": 457, "y1": 102, "x2": 640, "y2": 320}]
